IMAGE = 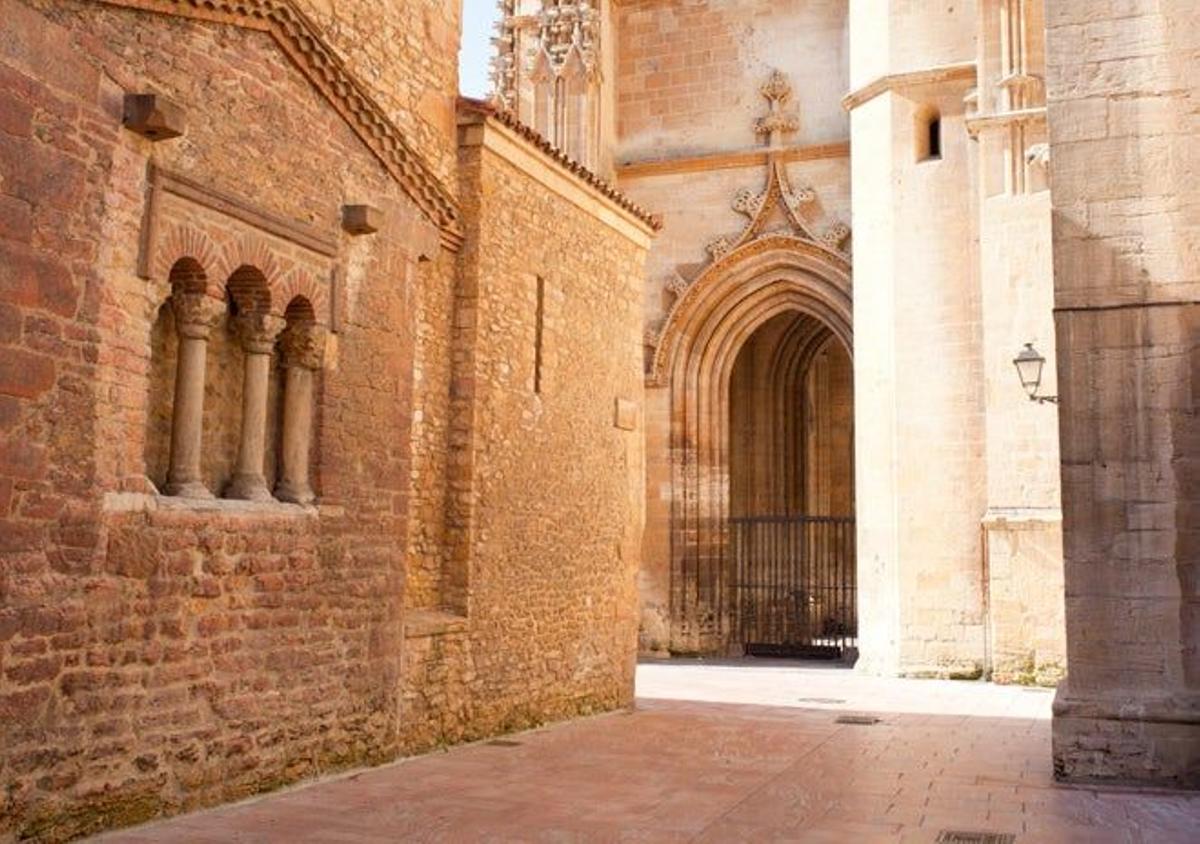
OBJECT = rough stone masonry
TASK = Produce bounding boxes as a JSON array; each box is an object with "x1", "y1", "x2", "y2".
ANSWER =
[
  {"x1": 2, "y1": 0, "x2": 1198, "y2": 840},
  {"x1": 0, "y1": 1, "x2": 654, "y2": 839}
]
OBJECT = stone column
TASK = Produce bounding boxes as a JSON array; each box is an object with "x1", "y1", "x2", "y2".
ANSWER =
[
  {"x1": 275, "y1": 323, "x2": 324, "y2": 505},
  {"x1": 226, "y1": 313, "x2": 284, "y2": 502},
  {"x1": 165, "y1": 292, "x2": 223, "y2": 498},
  {"x1": 1045, "y1": 0, "x2": 1200, "y2": 787}
]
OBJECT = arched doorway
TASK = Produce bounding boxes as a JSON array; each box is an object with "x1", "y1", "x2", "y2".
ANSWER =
[
  {"x1": 729, "y1": 312, "x2": 855, "y2": 657},
  {"x1": 647, "y1": 236, "x2": 854, "y2": 656}
]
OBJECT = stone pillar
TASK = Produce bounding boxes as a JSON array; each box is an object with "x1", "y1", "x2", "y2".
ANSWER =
[
  {"x1": 1045, "y1": 0, "x2": 1200, "y2": 786},
  {"x1": 226, "y1": 313, "x2": 284, "y2": 502},
  {"x1": 275, "y1": 323, "x2": 324, "y2": 505},
  {"x1": 165, "y1": 292, "x2": 222, "y2": 498}
]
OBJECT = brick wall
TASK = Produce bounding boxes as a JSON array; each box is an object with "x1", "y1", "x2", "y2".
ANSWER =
[
  {"x1": 0, "y1": 1, "x2": 428, "y2": 837},
  {"x1": 1, "y1": 3, "x2": 657, "y2": 837}
]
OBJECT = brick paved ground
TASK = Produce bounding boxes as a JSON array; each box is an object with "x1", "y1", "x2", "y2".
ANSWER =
[{"x1": 94, "y1": 661, "x2": 1200, "y2": 842}]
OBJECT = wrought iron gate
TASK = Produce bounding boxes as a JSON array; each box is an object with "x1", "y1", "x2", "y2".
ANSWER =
[{"x1": 730, "y1": 515, "x2": 857, "y2": 658}]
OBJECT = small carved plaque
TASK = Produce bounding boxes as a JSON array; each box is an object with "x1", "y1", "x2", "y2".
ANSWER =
[{"x1": 614, "y1": 398, "x2": 638, "y2": 431}]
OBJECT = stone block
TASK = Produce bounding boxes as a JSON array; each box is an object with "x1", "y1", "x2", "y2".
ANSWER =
[
  {"x1": 614, "y1": 398, "x2": 638, "y2": 431},
  {"x1": 342, "y1": 204, "x2": 383, "y2": 235},
  {"x1": 122, "y1": 92, "x2": 185, "y2": 141}
]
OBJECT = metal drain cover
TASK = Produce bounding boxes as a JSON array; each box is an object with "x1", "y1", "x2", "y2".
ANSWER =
[
  {"x1": 798, "y1": 697, "x2": 846, "y2": 705},
  {"x1": 485, "y1": 739, "x2": 523, "y2": 747},
  {"x1": 835, "y1": 714, "x2": 881, "y2": 725},
  {"x1": 936, "y1": 832, "x2": 1016, "y2": 844}
]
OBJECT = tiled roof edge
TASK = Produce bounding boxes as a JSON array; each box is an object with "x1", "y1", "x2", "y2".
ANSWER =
[{"x1": 458, "y1": 97, "x2": 662, "y2": 232}]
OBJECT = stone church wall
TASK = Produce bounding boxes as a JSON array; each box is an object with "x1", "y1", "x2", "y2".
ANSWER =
[
  {"x1": 614, "y1": 0, "x2": 852, "y2": 327},
  {"x1": 847, "y1": 1, "x2": 989, "y2": 678},
  {"x1": 398, "y1": 108, "x2": 651, "y2": 751},
  {"x1": 0, "y1": 2, "x2": 436, "y2": 838},
  {"x1": 294, "y1": 0, "x2": 463, "y2": 187},
  {"x1": 0, "y1": 2, "x2": 656, "y2": 838}
]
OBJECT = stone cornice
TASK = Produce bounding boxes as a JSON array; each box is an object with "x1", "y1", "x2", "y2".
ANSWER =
[
  {"x1": 91, "y1": 0, "x2": 464, "y2": 251},
  {"x1": 842, "y1": 62, "x2": 977, "y2": 112},
  {"x1": 965, "y1": 107, "x2": 1048, "y2": 137},
  {"x1": 616, "y1": 141, "x2": 850, "y2": 180}
]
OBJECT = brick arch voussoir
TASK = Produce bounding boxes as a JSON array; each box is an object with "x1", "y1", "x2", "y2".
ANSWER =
[
  {"x1": 154, "y1": 224, "x2": 224, "y2": 302},
  {"x1": 277, "y1": 269, "x2": 328, "y2": 325},
  {"x1": 215, "y1": 235, "x2": 290, "y2": 310}
]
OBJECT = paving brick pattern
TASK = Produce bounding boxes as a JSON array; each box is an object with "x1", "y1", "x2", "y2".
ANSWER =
[{"x1": 94, "y1": 663, "x2": 1200, "y2": 842}]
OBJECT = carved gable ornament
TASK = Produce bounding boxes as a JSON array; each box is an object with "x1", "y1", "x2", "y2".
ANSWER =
[
  {"x1": 703, "y1": 71, "x2": 851, "y2": 264},
  {"x1": 645, "y1": 71, "x2": 852, "y2": 370}
]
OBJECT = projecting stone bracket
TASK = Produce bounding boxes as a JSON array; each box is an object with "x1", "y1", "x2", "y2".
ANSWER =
[
  {"x1": 123, "y1": 93, "x2": 186, "y2": 141},
  {"x1": 342, "y1": 204, "x2": 383, "y2": 236}
]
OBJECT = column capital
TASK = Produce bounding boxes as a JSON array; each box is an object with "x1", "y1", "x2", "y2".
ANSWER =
[
  {"x1": 279, "y1": 323, "x2": 326, "y2": 371},
  {"x1": 234, "y1": 312, "x2": 285, "y2": 355},
  {"x1": 172, "y1": 292, "x2": 224, "y2": 340}
]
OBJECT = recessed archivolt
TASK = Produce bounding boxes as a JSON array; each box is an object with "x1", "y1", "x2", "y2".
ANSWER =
[
  {"x1": 648, "y1": 235, "x2": 852, "y2": 387},
  {"x1": 154, "y1": 224, "x2": 331, "y2": 322}
]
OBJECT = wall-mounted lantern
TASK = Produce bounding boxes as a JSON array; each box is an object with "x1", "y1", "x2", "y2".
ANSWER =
[{"x1": 1013, "y1": 343, "x2": 1059, "y2": 404}]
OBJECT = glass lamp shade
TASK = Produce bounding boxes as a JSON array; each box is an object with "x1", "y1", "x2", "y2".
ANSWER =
[{"x1": 1013, "y1": 343, "x2": 1046, "y2": 399}]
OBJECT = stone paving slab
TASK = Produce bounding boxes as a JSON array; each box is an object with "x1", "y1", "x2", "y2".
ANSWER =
[{"x1": 93, "y1": 662, "x2": 1200, "y2": 843}]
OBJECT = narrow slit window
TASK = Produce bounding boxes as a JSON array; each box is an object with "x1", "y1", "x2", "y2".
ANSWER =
[
  {"x1": 534, "y1": 275, "x2": 545, "y2": 395},
  {"x1": 918, "y1": 109, "x2": 943, "y2": 161}
]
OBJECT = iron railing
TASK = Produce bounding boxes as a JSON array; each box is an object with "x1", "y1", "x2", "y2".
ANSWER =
[{"x1": 730, "y1": 515, "x2": 857, "y2": 658}]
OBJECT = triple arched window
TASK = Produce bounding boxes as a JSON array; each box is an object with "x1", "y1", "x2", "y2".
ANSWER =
[{"x1": 147, "y1": 257, "x2": 324, "y2": 504}]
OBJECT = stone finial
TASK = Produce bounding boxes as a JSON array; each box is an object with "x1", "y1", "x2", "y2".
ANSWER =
[
  {"x1": 665, "y1": 272, "x2": 690, "y2": 297},
  {"x1": 821, "y1": 222, "x2": 852, "y2": 251},
  {"x1": 123, "y1": 93, "x2": 186, "y2": 141},
  {"x1": 732, "y1": 188, "x2": 765, "y2": 218},
  {"x1": 782, "y1": 186, "x2": 816, "y2": 213},
  {"x1": 279, "y1": 323, "x2": 326, "y2": 371},
  {"x1": 342, "y1": 204, "x2": 383, "y2": 236},
  {"x1": 171, "y1": 292, "x2": 223, "y2": 340},
  {"x1": 760, "y1": 70, "x2": 793, "y2": 105},
  {"x1": 706, "y1": 236, "x2": 733, "y2": 261},
  {"x1": 755, "y1": 70, "x2": 799, "y2": 146},
  {"x1": 234, "y1": 312, "x2": 285, "y2": 355}
]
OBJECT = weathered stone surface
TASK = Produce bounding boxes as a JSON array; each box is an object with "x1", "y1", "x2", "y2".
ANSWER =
[
  {"x1": 0, "y1": 1, "x2": 655, "y2": 839},
  {"x1": 1044, "y1": 0, "x2": 1200, "y2": 787}
]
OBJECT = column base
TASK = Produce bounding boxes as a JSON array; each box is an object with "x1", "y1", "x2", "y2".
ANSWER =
[
  {"x1": 225, "y1": 473, "x2": 275, "y2": 502},
  {"x1": 163, "y1": 478, "x2": 213, "y2": 499},
  {"x1": 1053, "y1": 684, "x2": 1200, "y2": 788},
  {"x1": 274, "y1": 480, "x2": 315, "y2": 506}
]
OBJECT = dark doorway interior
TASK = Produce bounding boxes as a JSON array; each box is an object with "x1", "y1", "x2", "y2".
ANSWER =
[{"x1": 728, "y1": 311, "x2": 857, "y2": 659}]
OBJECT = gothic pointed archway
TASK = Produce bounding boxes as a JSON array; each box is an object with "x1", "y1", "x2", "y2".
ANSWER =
[{"x1": 646, "y1": 235, "x2": 854, "y2": 655}]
